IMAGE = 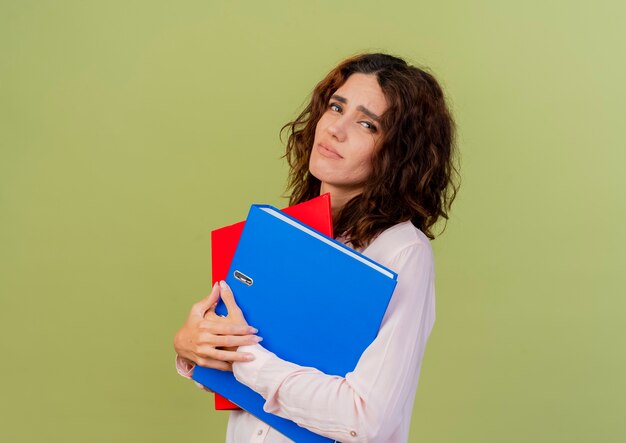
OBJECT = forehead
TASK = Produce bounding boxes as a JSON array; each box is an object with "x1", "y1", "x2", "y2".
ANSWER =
[{"x1": 334, "y1": 73, "x2": 388, "y2": 115}]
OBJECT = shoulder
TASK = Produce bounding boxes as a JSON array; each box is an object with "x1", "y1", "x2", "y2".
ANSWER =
[{"x1": 361, "y1": 221, "x2": 433, "y2": 273}]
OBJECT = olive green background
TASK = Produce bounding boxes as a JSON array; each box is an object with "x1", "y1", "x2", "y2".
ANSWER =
[{"x1": 1, "y1": 1, "x2": 624, "y2": 442}]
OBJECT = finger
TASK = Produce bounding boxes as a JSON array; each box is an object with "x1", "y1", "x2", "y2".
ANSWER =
[
  {"x1": 215, "y1": 348, "x2": 255, "y2": 363},
  {"x1": 191, "y1": 282, "x2": 220, "y2": 317},
  {"x1": 199, "y1": 319, "x2": 257, "y2": 336},
  {"x1": 204, "y1": 310, "x2": 249, "y2": 326},
  {"x1": 201, "y1": 346, "x2": 255, "y2": 363},
  {"x1": 219, "y1": 280, "x2": 243, "y2": 317},
  {"x1": 195, "y1": 358, "x2": 233, "y2": 372},
  {"x1": 198, "y1": 358, "x2": 232, "y2": 371},
  {"x1": 202, "y1": 310, "x2": 223, "y2": 322},
  {"x1": 206, "y1": 334, "x2": 262, "y2": 348}
]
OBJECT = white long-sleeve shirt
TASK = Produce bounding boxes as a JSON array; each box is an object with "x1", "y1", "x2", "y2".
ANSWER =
[{"x1": 177, "y1": 220, "x2": 436, "y2": 443}]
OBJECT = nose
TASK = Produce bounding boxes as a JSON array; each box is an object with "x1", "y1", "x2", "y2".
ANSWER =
[{"x1": 326, "y1": 117, "x2": 347, "y2": 142}]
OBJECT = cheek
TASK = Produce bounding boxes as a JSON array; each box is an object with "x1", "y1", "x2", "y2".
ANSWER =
[
  {"x1": 357, "y1": 157, "x2": 374, "y2": 178},
  {"x1": 342, "y1": 153, "x2": 374, "y2": 183},
  {"x1": 353, "y1": 139, "x2": 378, "y2": 171},
  {"x1": 314, "y1": 113, "x2": 330, "y2": 136}
]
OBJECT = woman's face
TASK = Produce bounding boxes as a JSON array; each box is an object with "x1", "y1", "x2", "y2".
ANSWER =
[{"x1": 309, "y1": 73, "x2": 388, "y2": 196}]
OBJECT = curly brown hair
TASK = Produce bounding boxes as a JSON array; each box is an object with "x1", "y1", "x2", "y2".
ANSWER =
[{"x1": 282, "y1": 53, "x2": 459, "y2": 248}]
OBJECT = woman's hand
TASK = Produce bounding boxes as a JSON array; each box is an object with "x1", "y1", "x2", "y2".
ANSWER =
[{"x1": 173, "y1": 281, "x2": 259, "y2": 371}]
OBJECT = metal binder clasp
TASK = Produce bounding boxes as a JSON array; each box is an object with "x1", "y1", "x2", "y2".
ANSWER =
[{"x1": 233, "y1": 270, "x2": 253, "y2": 286}]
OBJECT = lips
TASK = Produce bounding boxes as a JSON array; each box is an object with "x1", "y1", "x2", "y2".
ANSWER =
[{"x1": 317, "y1": 142, "x2": 343, "y2": 159}]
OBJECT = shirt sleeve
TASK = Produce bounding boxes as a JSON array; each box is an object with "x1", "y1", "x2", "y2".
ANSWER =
[
  {"x1": 175, "y1": 355, "x2": 214, "y2": 392},
  {"x1": 232, "y1": 241, "x2": 436, "y2": 442},
  {"x1": 175, "y1": 355, "x2": 195, "y2": 378}
]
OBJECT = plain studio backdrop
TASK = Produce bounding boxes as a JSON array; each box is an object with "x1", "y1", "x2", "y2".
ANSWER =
[{"x1": 1, "y1": 1, "x2": 624, "y2": 442}]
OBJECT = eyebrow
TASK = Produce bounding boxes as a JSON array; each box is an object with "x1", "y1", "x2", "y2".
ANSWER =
[{"x1": 330, "y1": 94, "x2": 381, "y2": 122}]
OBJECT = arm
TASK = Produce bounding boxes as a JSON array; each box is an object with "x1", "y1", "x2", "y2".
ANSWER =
[{"x1": 232, "y1": 241, "x2": 435, "y2": 442}]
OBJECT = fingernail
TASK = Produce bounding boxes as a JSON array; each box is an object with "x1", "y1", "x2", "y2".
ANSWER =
[
  {"x1": 245, "y1": 353, "x2": 255, "y2": 361},
  {"x1": 254, "y1": 336, "x2": 263, "y2": 343},
  {"x1": 220, "y1": 280, "x2": 230, "y2": 290},
  {"x1": 248, "y1": 327, "x2": 258, "y2": 334}
]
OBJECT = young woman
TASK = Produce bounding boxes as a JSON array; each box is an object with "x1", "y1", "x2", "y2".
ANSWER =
[{"x1": 174, "y1": 53, "x2": 459, "y2": 442}]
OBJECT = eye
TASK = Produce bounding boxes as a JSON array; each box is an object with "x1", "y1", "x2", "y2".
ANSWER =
[
  {"x1": 329, "y1": 102, "x2": 342, "y2": 112},
  {"x1": 359, "y1": 121, "x2": 378, "y2": 132}
]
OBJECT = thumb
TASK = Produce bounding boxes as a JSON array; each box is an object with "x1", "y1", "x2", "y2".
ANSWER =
[
  {"x1": 219, "y1": 280, "x2": 243, "y2": 318},
  {"x1": 191, "y1": 282, "x2": 220, "y2": 317}
]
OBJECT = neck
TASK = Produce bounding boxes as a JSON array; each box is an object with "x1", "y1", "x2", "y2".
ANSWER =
[{"x1": 320, "y1": 183, "x2": 362, "y2": 220}]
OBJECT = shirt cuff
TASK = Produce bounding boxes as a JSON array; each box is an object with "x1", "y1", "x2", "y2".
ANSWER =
[
  {"x1": 232, "y1": 344, "x2": 275, "y2": 393},
  {"x1": 232, "y1": 344, "x2": 309, "y2": 399},
  {"x1": 175, "y1": 355, "x2": 195, "y2": 379}
]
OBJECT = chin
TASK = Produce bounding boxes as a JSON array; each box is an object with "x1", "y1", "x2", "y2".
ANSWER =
[{"x1": 308, "y1": 162, "x2": 332, "y2": 184}]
